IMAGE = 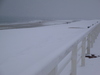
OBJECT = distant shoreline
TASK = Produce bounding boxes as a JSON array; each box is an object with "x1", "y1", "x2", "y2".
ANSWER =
[
  {"x1": 0, "y1": 22, "x2": 44, "y2": 30},
  {"x1": 0, "y1": 20, "x2": 75, "y2": 30}
]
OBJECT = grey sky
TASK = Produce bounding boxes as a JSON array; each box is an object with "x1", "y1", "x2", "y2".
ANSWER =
[{"x1": 0, "y1": 0, "x2": 100, "y2": 19}]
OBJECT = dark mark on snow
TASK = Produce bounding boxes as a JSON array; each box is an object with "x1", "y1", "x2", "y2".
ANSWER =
[
  {"x1": 69, "y1": 27, "x2": 84, "y2": 29},
  {"x1": 85, "y1": 54, "x2": 100, "y2": 59}
]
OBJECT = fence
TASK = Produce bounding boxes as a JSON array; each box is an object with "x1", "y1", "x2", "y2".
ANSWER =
[{"x1": 20, "y1": 21, "x2": 100, "y2": 75}]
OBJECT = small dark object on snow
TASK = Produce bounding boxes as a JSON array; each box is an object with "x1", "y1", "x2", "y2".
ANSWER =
[
  {"x1": 87, "y1": 26, "x2": 91, "y2": 28},
  {"x1": 66, "y1": 22, "x2": 69, "y2": 24},
  {"x1": 85, "y1": 54, "x2": 97, "y2": 59}
]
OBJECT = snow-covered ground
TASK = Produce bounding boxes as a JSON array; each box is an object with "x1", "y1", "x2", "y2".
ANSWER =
[{"x1": 0, "y1": 20, "x2": 100, "y2": 75}]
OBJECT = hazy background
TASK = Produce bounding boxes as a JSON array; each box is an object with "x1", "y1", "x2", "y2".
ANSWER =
[{"x1": 0, "y1": 0, "x2": 100, "y2": 22}]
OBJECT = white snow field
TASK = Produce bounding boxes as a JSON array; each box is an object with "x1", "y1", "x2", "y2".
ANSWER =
[{"x1": 0, "y1": 20, "x2": 100, "y2": 75}]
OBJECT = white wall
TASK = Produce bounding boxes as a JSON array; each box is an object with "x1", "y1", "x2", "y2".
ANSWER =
[{"x1": 0, "y1": 0, "x2": 100, "y2": 19}]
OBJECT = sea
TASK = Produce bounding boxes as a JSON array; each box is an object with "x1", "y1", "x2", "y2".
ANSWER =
[{"x1": 0, "y1": 16, "x2": 42, "y2": 24}]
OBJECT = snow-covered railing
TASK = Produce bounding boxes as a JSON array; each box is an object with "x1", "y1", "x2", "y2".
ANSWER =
[{"x1": 20, "y1": 21, "x2": 100, "y2": 75}]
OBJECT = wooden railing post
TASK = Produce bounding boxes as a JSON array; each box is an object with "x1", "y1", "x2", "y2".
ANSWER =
[
  {"x1": 87, "y1": 34, "x2": 91, "y2": 55},
  {"x1": 81, "y1": 38, "x2": 86, "y2": 66},
  {"x1": 71, "y1": 44, "x2": 77, "y2": 75}
]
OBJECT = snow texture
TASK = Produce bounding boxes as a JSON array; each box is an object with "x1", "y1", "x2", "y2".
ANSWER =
[{"x1": 0, "y1": 20, "x2": 100, "y2": 75}]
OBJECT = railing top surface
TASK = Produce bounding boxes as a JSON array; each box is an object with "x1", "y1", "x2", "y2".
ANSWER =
[{"x1": 0, "y1": 20, "x2": 100, "y2": 75}]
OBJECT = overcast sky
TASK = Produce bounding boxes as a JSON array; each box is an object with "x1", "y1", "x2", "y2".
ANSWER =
[{"x1": 0, "y1": 0, "x2": 100, "y2": 20}]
